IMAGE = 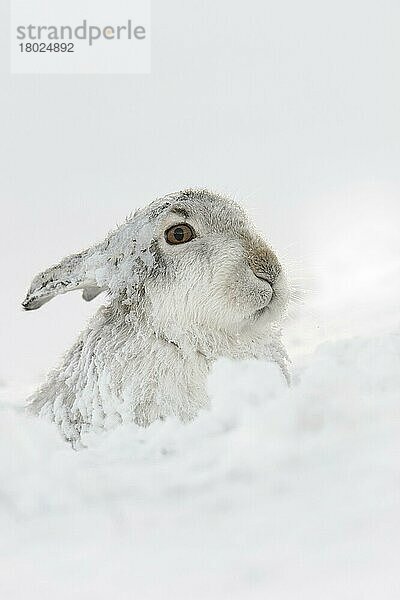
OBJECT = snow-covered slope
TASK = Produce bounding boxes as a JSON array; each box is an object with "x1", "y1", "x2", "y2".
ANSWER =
[{"x1": 1, "y1": 333, "x2": 399, "y2": 599}]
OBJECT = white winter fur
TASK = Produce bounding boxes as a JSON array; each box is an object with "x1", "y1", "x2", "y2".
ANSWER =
[{"x1": 23, "y1": 189, "x2": 290, "y2": 444}]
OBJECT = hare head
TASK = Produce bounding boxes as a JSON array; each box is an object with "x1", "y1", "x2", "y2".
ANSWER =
[
  {"x1": 23, "y1": 189, "x2": 289, "y2": 350},
  {"x1": 140, "y1": 190, "x2": 289, "y2": 351},
  {"x1": 23, "y1": 189, "x2": 290, "y2": 442}
]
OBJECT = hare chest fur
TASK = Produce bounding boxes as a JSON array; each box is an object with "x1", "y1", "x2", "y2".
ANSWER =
[{"x1": 23, "y1": 189, "x2": 290, "y2": 444}]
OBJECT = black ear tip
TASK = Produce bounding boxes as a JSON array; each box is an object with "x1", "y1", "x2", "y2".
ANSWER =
[
  {"x1": 22, "y1": 299, "x2": 35, "y2": 311},
  {"x1": 21, "y1": 295, "x2": 50, "y2": 311}
]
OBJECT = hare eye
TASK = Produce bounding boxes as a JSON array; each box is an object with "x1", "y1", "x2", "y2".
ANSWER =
[{"x1": 165, "y1": 224, "x2": 195, "y2": 245}]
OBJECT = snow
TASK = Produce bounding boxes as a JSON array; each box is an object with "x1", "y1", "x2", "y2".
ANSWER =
[{"x1": 1, "y1": 332, "x2": 399, "y2": 599}]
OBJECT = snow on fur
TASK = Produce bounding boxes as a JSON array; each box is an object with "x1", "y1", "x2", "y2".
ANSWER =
[{"x1": 22, "y1": 189, "x2": 290, "y2": 443}]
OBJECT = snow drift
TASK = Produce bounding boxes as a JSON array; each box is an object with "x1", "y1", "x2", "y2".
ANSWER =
[{"x1": 0, "y1": 332, "x2": 399, "y2": 599}]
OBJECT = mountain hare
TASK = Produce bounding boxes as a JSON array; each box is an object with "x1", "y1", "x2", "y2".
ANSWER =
[{"x1": 23, "y1": 189, "x2": 290, "y2": 445}]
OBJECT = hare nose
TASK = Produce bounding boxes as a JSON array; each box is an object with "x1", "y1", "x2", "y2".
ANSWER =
[{"x1": 254, "y1": 271, "x2": 274, "y2": 286}]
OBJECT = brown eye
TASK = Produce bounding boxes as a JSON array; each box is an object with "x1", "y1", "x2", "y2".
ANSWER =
[{"x1": 165, "y1": 224, "x2": 195, "y2": 245}]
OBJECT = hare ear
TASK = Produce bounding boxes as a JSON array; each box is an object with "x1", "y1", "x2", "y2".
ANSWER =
[
  {"x1": 22, "y1": 203, "x2": 160, "y2": 311},
  {"x1": 82, "y1": 285, "x2": 104, "y2": 302},
  {"x1": 22, "y1": 247, "x2": 106, "y2": 311}
]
